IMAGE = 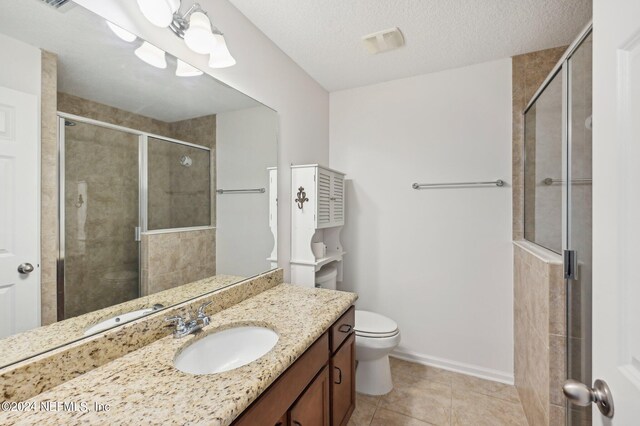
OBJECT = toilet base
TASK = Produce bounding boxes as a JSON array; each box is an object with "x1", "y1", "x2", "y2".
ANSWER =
[{"x1": 355, "y1": 355, "x2": 393, "y2": 395}]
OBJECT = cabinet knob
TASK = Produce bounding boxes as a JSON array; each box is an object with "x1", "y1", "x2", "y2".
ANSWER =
[{"x1": 338, "y1": 324, "x2": 352, "y2": 333}]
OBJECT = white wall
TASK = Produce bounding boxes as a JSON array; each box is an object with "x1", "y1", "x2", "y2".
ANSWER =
[
  {"x1": 330, "y1": 59, "x2": 514, "y2": 382},
  {"x1": 74, "y1": 0, "x2": 330, "y2": 281},
  {"x1": 0, "y1": 33, "x2": 41, "y2": 96},
  {"x1": 216, "y1": 106, "x2": 277, "y2": 276}
]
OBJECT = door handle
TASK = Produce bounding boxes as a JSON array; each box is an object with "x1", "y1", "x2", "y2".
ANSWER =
[
  {"x1": 334, "y1": 366, "x2": 342, "y2": 384},
  {"x1": 563, "y1": 379, "x2": 614, "y2": 418},
  {"x1": 17, "y1": 263, "x2": 34, "y2": 274},
  {"x1": 293, "y1": 421, "x2": 302, "y2": 426}
]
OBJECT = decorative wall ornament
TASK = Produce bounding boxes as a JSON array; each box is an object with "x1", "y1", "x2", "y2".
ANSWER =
[{"x1": 295, "y1": 186, "x2": 309, "y2": 209}]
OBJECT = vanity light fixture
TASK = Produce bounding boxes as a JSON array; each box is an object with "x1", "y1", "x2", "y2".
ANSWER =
[
  {"x1": 134, "y1": 41, "x2": 167, "y2": 69},
  {"x1": 183, "y1": 11, "x2": 217, "y2": 54},
  {"x1": 136, "y1": 0, "x2": 180, "y2": 28},
  {"x1": 106, "y1": 21, "x2": 137, "y2": 43},
  {"x1": 136, "y1": 1, "x2": 236, "y2": 68},
  {"x1": 176, "y1": 59, "x2": 203, "y2": 77},
  {"x1": 209, "y1": 33, "x2": 236, "y2": 68}
]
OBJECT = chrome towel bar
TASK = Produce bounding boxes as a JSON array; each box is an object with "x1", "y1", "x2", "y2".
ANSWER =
[
  {"x1": 216, "y1": 188, "x2": 265, "y2": 194},
  {"x1": 543, "y1": 178, "x2": 592, "y2": 185},
  {"x1": 412, "y1": 180, "x2": 505, "y2": 189}
]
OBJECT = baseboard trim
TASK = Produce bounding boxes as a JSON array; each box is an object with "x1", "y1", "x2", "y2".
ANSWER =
[{"x1": 391, "y1": 349, "x2": 514, "y2": 385}]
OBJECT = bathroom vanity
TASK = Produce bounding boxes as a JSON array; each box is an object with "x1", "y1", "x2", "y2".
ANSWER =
[
  {"x1": 235, "y1": 307, "x2": 355, "y2": 426},
  {"x1": 0, "y1": 280, "x2": 357, "y2": 426}
]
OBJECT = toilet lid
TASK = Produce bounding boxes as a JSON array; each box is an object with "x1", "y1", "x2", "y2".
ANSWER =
[{"x1": 355, "y1": 310, "x2": 399, "y2": 338}]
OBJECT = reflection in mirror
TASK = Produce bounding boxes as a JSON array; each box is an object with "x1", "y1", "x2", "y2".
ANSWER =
[{"x1": 0, "y1": 0, "x2": 278, "y2": 368}]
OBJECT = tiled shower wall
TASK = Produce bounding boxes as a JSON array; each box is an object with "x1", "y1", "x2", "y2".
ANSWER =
[
  {"x1": 512, "y1": 46, "x2": 566, "y2": 241},
  {"x1": 140, "y1": 229, "x2": 216, "y2": 296},
  {"x1": 512, "y1": 46, "x2": 568, "y2": 426},
  {"x1": 40, "y1": 51, "x2": 58, "y2": 325},
  {"x1": 40, "y1": 79, "x2": 217, "y2": 319},
  {"x1": 514, "y1": 242, "x2": 565, "y2": 425}
]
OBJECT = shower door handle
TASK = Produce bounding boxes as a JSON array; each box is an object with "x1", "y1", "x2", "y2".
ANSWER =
[
  {"x1": 134, "y1": 226, "x2": 141, "y2": 242},
  {"x1": 17, "y1": 263, "x2": 35, "y2": 274}
]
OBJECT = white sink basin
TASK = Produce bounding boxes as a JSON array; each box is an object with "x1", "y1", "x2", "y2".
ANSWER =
[{"x1": 174, "y1": 326, "x2": 278, "y2": 375}]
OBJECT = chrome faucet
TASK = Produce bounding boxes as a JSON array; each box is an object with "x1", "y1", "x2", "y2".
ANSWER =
[{"x1": 165, "y1": 301, "x2": 212, "y2": 338}]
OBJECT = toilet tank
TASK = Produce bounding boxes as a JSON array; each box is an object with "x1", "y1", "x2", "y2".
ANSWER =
[{"x1": 315, "y1": 264, "x2": 338, "y2": 290}]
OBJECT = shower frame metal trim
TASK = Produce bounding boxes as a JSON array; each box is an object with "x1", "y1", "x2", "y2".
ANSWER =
[
  {"x1": 56, "y1": 112, "x2": 214, "y2": 320},
  {"x1": 524, "y1": 21, "x2": 593, "y2": 114}
]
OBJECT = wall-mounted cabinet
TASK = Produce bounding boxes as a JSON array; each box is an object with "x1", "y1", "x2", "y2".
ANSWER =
[{"x1": 291, "y1": 165, "x2": 346, "y2": 287}]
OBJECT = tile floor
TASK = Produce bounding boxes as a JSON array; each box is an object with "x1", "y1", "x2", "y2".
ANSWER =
[{"x1": 349, "y1": 357, "x2": 528, "y2": 426}]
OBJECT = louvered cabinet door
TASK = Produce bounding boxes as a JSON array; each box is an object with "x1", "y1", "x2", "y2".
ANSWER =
[
  {"x1": 316, "y1": 168, "x2": 332, "y2": 228},
  {"x1": 330, "y1": 173, "x2": 345, "y2": 227}
]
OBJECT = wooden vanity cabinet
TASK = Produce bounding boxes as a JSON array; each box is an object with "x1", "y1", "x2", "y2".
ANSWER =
[
  {"x1": 329, "y1": 307, "x2": 356, "y2": 426},
  {"x1": 289, "y1": 366, "x2": 330, "y2": 426},
  {"x1": 233, "y1": 306, "x2": 355, "y2": 426}
]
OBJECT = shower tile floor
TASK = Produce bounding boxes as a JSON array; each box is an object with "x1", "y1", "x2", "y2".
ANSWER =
[{"x1": 349, "y1": 357, "x2": 528, "y2": 426}]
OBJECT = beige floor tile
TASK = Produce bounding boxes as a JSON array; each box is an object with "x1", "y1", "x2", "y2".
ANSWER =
[
  {"x1": 379, "y1": 380, "x2": 452, "y2": 425},
  {"x1": 451, "y1": 391, "x2": 528, "y2": 426},
  {"x1": 357, "y1": 391, "x2": 382, "y2": 407},
  {"x1": 451, "y1": 374, "x2": 521, "y2": 404},
  {"x1": 371, "y1": 408, "x2": 436, "y2": 426},
  {"x1": 348, "y1": 399, "x2": 377, "y2": 426},
  {"x1": 390, "y1": 357, "x2": 459, "y2": 386}
]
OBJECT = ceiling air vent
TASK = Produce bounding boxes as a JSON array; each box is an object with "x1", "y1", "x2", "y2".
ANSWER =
[
  {"x1": 362, "y1": 27, "x2": 405, "y2": 54},
  {"x1": 39, "y1": 0, "x2": 74, "y2": 11}
]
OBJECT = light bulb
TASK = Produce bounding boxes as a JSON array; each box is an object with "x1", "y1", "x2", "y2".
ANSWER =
[
  {"x1": 184, "y1": 11, "x2": 217, "y2": 54},
  {"x1": 134, "y1": 42, "x2": 167, "y2": 69},
  {"x1": 208, "y1": 34, "x2": 236, "y2": 68},
  {"x1": 176, "y1": 59, "x2": 203, "y2": 77},
  {"x1": 106, "y1": 21, "x2": 137, "y2": 43},
  {"x1": 136, "y1": 0, "x2": 180, "y2": 28}
]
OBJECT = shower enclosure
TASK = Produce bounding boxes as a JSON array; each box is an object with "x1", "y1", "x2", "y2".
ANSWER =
[
  {"x1": 524, "y1": 25, "x2": 592, "y2": 425},
  {"x1": 58, "y1": 114, "x2": 212, "y2": 320}
]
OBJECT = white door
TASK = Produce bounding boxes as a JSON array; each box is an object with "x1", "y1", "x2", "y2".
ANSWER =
[
  {"x1": 0, "y1": 86, "x2": 39, "y2": 339},
  {"x1": 591, "y1": 0, "x2": 640, "y2": 422}
]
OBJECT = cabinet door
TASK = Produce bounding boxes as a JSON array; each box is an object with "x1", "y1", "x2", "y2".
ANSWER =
[
  {"x1": 290, "y1": 366, "x2": 330, "y2": 426},
  {"x1": 330, "y1": 173, "x2": 345, "y2": 227},
  {"x1": 317, "y1": 168, "x2": 332, "y2": 228},
  {"x1": 330, "y1": 334, "x2": 355, "y2": 426}
]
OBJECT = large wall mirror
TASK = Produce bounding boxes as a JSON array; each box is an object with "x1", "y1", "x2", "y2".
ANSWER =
[{"x1": 0, "y1": 0, "x2": 278, "y2": 368}]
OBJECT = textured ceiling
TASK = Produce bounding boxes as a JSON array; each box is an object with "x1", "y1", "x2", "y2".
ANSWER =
[
  {"x1": 0, "y1": 0, "x2": 260, "y2": 122},
  {"x1": 229, "y1": 0, "x2": 592, "y2": 91}
]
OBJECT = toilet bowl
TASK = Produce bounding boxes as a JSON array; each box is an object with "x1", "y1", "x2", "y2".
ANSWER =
[
  {"x1": 313, "y1": 268, "x2": 401, "y2": 395},
  {"x1": 354, "y1": 310, "x2": 401, "y2": 396}
]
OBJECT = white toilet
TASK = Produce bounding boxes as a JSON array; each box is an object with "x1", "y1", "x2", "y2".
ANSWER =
[
  {"x1": 353, "y1": 310, "x2": 400, "y2": 395},
  {"x1": 316, "y1": 265, "x2": 401, "y2": 396}
]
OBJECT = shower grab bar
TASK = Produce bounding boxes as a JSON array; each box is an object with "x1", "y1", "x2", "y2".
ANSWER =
[
  {"x1": 412, "y1": 179, "x2": 505, "y2": 189},
  {"x1": 216, "y1": 188, "x2": 266, "y2": 194},
  {"x1": 543, "y1": 178, "x2": 592, "y2": 185}
]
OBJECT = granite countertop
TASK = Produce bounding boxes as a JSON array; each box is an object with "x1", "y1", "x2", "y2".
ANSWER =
[
  {"x1": 0, "y1": 284, "x2": 357, "y2": 425},
  {"x1": 0, "y1": 274, "x2": 243, "y2": 368}
]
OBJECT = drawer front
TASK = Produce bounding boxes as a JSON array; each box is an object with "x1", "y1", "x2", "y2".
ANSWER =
[
  {"x1": 233, "y1": 333, "x2": 329, "y2": 426},
  {"x1": 330, "y1": 306, "x2": 355, "y2": 353}
]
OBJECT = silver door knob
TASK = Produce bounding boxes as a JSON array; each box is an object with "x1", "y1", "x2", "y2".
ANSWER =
[
  {"x1": 17, "y1": 263, "x2": 34, "y2": 274},
  {"x1": 563, "y1": 379, "x2": 614, "y2": 418}
]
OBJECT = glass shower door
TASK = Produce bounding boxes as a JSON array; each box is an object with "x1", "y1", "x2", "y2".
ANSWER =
[
  {"x1": 565, "y1": 32, "x2": 593, "y2": 426},
  {"x1": 60, "y1": 118, "x2": 140, "y2": 319}
]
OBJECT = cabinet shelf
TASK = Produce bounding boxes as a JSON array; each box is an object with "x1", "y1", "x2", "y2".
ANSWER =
[{"x1": 291, "y1": 251, "x2": 347, "y2": 270}]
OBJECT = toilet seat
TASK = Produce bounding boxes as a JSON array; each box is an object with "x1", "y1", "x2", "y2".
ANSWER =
[{"x1": 355, "y1": 310, "x2": 399, "y2": 339}]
